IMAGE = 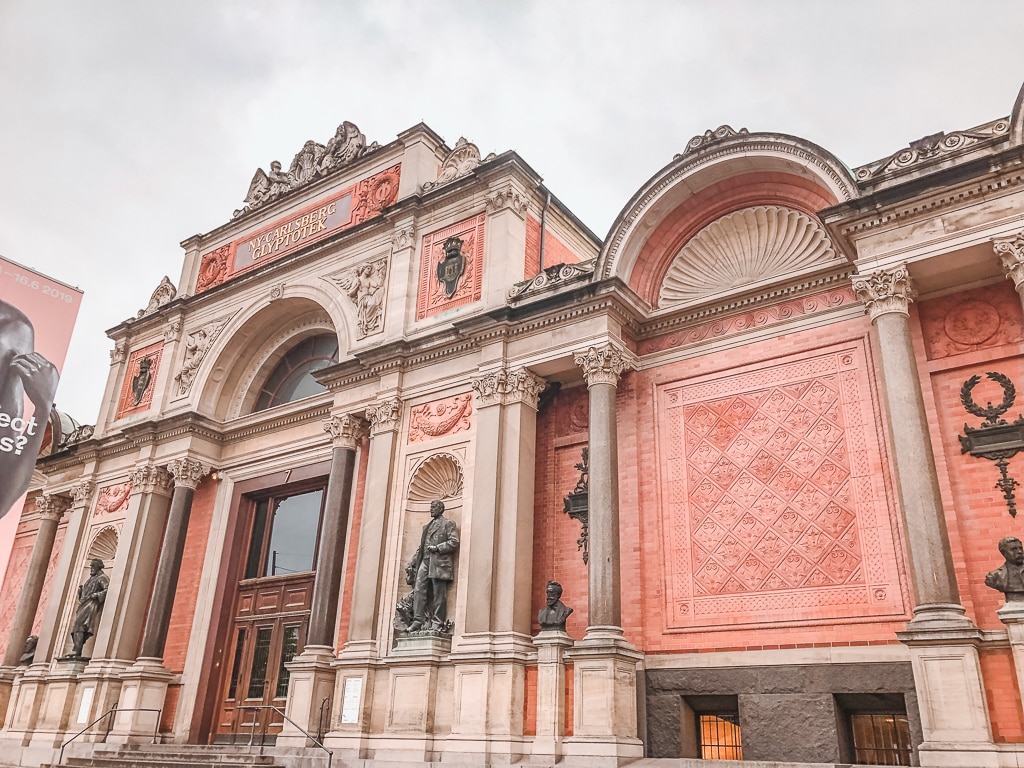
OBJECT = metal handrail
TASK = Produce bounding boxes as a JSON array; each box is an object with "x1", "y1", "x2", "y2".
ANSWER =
[
  {"x1": 58, "y1": 706, "x2": 161, "y2": 764},
  {"x1": 316, "y1": 696, "x2": 331, "y2": 743},
  {"x1": 239, "y1": 704, "x2": 332, "y2": 768}
]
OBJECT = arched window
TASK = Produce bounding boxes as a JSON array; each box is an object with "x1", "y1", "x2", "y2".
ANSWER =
[{"x1": 252, "y1": 334, "x2": 338, "y2": 412}]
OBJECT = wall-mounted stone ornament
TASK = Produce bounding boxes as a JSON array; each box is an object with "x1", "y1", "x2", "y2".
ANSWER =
[
  {"x1": 417, "y1": 214, "x2": 485, "y2": 320},
  {"x1": 166, "y1": 457, "x2": 210, "y2": 490},
  {"x1": 323, "y1": 414, "x2": 368, "y2": 451},
  {"x1": 409, "y1": 394, "x2": 473, "y2": 443},
  {"x1": 421, "y1": 137, "x2": 495, "y2": 193},
  {"x1": 131, "y1": 358, "x2": 154, "y2": 406},
  {"x1": 196, "y1": 244, "x2": 230, "y2": 293},
  {"x1": 368, "y1": 397, "x2": 402, "y2": 435},
  {"x1": 71, "y1": 481, "x2": 95, "y2": 506},
  {"x1": 95, "y1": 481, "x2": 132, "y2": 515},
  {"x1": 563, "y1": 448, "x2": 590, "y2": 565},
  {"x1": 129, "y1": 463, "x2": 174, "y2": 494},
  {"x1": 995, "y1": 231, "x2": 1024, "y2": 292},
  {"x1": 391, "y1": 224, "x2": 416, "y2": 252},
  {"x1": 574, "y1": 345, "x2": 635, "y2": 387},
  {"x1": 471, "y1": 366, "x2": 546, "y2": 408},
  {"x1": 677, "y1": 125, "x2": 749, "y2": 157},
  {"x1": 485, "y1": 184, "x2": 528, "y2": 216},
  {"x1": 138, "y1": 276, "x2": 177, "y2": 317},
  {"x1": 173, "y1": 316, "x2": 231, "y2": 397},
  {"x1": 508, "y1": 259, "x2": 597, "y2": 300},
  {"x1": 164, "y1": 319, "x2": 182, "y2": 343},
  {"x1": 851, "y1": 265, "x2": 916, "y2": 319},
  {"x1": 332, "y1": 257, "x2": 388, "y2": 338},
  {"x1": 110, "y1": 338, "x2": 127, "y2": 365},
  {"x1": 958, "y1": 371, "x2": 1024, "y2": 517},
  {"x1": 233, "y1": 121, "x2": 381, "y2": 217}
]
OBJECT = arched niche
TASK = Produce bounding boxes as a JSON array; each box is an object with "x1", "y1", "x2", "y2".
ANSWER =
[
  {"x1": 63, "y1": 526, "x2": 118, "y2": 659},
  {"x1": 597, "y1": 131, "x2": 858, "y2": 307}
]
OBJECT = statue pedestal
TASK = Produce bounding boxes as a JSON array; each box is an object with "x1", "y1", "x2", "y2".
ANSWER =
[
  {"x1": 898, "y1": 608, "x2": 998, "y2": 767},
  {"x1": 327, "y1": 642, "x2": 382, "y2": 760},
  {"x1": 0, "y1": 665, "x2": 17, "y2": 730},
  {"x1": 563, "y1": 627, "x2": 643, "y2": 765},
  {"x1": 532, "y1": 631, "x2": 573, "y2": 762},
  {"x1": 278, "y1": 645, "x2": 336, "y2": 748},
  {"x1": 998, "y1": 603, "x2": 1024, "y2": 728},
  {"x1": 105, "y1": 657, "x2": 173, "y2": 744}
]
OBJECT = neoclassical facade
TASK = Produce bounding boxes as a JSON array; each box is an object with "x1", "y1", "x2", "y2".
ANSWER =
[{"x1": 4, "y1": 84, "x2": 1024, "y2": 768}]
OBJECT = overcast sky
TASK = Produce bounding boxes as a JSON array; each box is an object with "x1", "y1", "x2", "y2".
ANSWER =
[{"x1": 2, "y1": 1, "x2": 1023, "y2": 423}]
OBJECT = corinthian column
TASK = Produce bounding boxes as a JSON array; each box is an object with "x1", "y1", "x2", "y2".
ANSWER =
[
  {"x1": 2, "y1": 493, "x2": 73, "y2": 667},
  {"x1": 139, "y1": 457, "x2": 209, "y2": 660},
  {"x1": 343, "y1": 397, "x2": 402, "y2": 656},
  {"x1": 308, "y1": 414, "x2": 366, "y2": 648},
  {"x1": 995, "y1": 232, "x2": 1024, "y2": 315}
]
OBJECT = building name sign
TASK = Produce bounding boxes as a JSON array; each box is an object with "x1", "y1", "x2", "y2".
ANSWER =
[{"x1": 232, "y1": 195, "x2": 352, "y2": 270}]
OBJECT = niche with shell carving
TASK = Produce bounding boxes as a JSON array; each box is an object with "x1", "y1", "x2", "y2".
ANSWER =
[{"x1": 394, "y1": 452, "x2": 465, "y2": 639}]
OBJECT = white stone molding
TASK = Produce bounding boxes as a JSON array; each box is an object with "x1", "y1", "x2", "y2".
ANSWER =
[
  {"x1": 408, "y1": 452, "x2": 464, "y2": 502},
  {"x1": 851, "y1": 264, "x2": 917, "y2": 320},
  {"x1": 391, "y1": 223, "x2": 417, "y2": 252},
  {"x1": 269, "y1": 283, "x2": 285, "y2": 302},
  {"x1": 485, "y1": 183, "x2": 528, "y2": 217},
  {"x1": 574, "y1": 344, "x2": 636, "y2": 388},
  {"x1": 421, "y1": 137, "x2": 495, "y2": 192},
  {"x1": 367, "y1": 397, "x2": 402, "y2": 436},
  {"x1": 330, "y1": 256, "x2": 388, "y2": 338},
  {"x1": 129, "y1": 463, "x2": 174, "y2": 495},
  {"x1": 994, "y1": 232, "x2": 1024, "y2": 292},
  {"x1": 173, "y1": 315, "x2": 232, "y2": 398},
  {"x1": 324, "y1": 413, "x2": 368, "y2": 450},
  {"x1": 658, "y1": 206, "x2": 838, "y2": 306},
  {"x1": 164, "y1": 319, "x2": 182, "y2": 343},
  {"x1": 508, "y1": 260, "x2": 597, "y2": 300},
  {"x1": 471, "y1": 365, "x2": 546, "y2": 408},
  {"x1": 110, "y1": 338, "x2": 128, "y2": 365},
  {"x1": 36, "y1": 493, "x2": 72, "y2": 522},
  {"x1": 166, "y1": 457, "x2": 210, "y2": 490},
  {"x1": 139, "y1": 276, "x2": 177, "y2": 317},
  {"x1": 70, "y1": 481, "x2": 96, "y2": 507}
]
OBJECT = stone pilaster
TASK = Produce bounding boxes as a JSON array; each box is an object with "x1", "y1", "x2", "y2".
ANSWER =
[
  {"x1": 995, "y1": 232, "x2": 1024, "y2": 315},
  {"x1": 532, "y1": 631, "x2": 573, "y2": 761},
  {"x1": 853, "y1": 266, "x2": 994, "y2": 763},
  {"x1": 279, "y1": 415, "x2": 365, "y2": 747}
]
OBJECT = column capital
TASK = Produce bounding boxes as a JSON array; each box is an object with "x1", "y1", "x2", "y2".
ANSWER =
[
  {"x1": 324, "y1": 413, "x2": 368, "y2": 450},
  {"x1": 851, "y1": 264, "x2": 917, "y2": 320},
  {"x1": 994, "y1": 232, "x2": 1024, "y2": 291},
  {"x1": 36, "y1": 493, "x2": 72, "y2": 522},
  {"x1": 367, "y1": 397, "x2": 402, "y2": 436},
  {"x1": 130, "y1": 463, "x2": 174, "y2": 495},
  {"x1": 70, "y1": 480, "x2": 96, "y2": 507},
  {"x1": 574, "y1": 344, "x2": 635, "y2": 388},
  {"x1": 166, "y1": 457, "x2": 211, "y2": 490},
  {"x1": 471, "y1": 365, "x2": 546, "y2": 408}
]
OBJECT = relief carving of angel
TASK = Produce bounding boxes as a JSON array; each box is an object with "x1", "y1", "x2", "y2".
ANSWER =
[{"x1": 340, "y1": 259, "x2": 387, "y2": 337}]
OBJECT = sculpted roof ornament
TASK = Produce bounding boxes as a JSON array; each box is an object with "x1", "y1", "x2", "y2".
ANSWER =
[
  {"x1": 421, "y1": 137, "x2": 495, "y2": 193},
  {"x1": 508, "y1": 259, "x2": 596, "y2": 300},
  {"x1": 138, "y1": 276, "x2": 177, "y2": 317},
  {"x1": 677, "y1": 125, "x2": 750, "y2": 158},
  {"x1": 233, "y1": 121, "x2": 381, "y2": 218},
  {"x1": 853, "y1": 117, "x2": 1010, "y2": 182}
]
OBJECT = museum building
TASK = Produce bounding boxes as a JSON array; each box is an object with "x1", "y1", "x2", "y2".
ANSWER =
[{"x1": 3, "y1": 82, "x2": 1024, "y2": 768}]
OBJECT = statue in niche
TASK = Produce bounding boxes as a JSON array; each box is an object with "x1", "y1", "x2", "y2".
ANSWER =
[
  {"x1": 19, "y1": 634, "x2": 37, "y2": 665},
  {"x1": 65, "y1": 559, "x2": 109, "y2": 660},
  {"x1": 399, "y1": 500, "x2": 459, "y2": 633},
  {"x1": 537, "y1": 580, "x2": 573, "y2": 632},
  {"x1": 986, "y1": 536, "x2": 1024, "y2": 602},
  {"x1": 131, "y1": 357, "x2": 153, "y2": 406}
]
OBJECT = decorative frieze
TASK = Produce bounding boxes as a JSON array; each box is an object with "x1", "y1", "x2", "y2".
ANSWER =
[
  {"x1": 36, "y1": 493, "x2": 71, "y2": 522},
  {"x1": 574, "y1": 345, "x2": 635, "y2": 388},
  {"x1": 409, "y1": 394, "x2": 473, "y2": 442},
  {"x1": 130, "y1": 464, "x2": 174, "y2": 495},
  {"x1": 471, "y1": 367, "x2": 546, "y2": 408},
  {"x1": 994, "y1": 232, "x2": 1024, "y2": 292},
  {"x1": 332, "y1": 257, "x2": 388, "y2": 338},
  {"x1": 174, "y1": 316, "x2": 231, "y2": 397},
  {"x1": 166, "y1": 457, "x2": 210, "y2": 490},
  {"x1": 851, "y1": 265, "x2": 916, "y2": 320},
  {"x1": 367, "y1": 397, "x2": 402, "y2": 435},
  {"x1": 485, "y1": 184, "x2": 528, "y2": 216},
  {"x1": 508, "y1": 260, "x2": 597, "y2": 300},
  {"x1": 323, "y1": 414, "x2": 368, "y2": 450}
]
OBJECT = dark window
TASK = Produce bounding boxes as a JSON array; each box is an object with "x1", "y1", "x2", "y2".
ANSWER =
[
  {"x1": 253, "y1": 334, "x2": 338, "y2": 412},
  {"x1": 227, "y1": 629, "x2": 246, "y2": 700},
  {"x1": 246, "y1": 627, "x2": 273, "y2": 699},
  {"x1": 275, "y1": 625, "x2": 301, "y2": 698},
  {"x1": 697, "y1": 713, "x2": 743, "y2": 760},
  {"x1": 244, "y1": 489, "x2": 325, "y2": 579},
  {"x1": 850, "y1": 714, "x2": 912, "y2": 766}
]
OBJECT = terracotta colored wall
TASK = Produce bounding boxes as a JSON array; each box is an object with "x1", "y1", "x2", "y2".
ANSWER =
[
  {"x1": 335, "y1": 437, "x2": 370, "y2": 650},
  {"x1": 163, "y1": 478, "x2": 219, "y2": 673},
  {"x1": 525, "y1": 216, "x2": 581, "y2": 280}
]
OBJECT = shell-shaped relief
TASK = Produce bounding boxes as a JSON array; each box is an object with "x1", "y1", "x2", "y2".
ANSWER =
[
  {"x1": 658, "y1": 205, "x2": 838, "y2": 307},
  {"x1": 408, "y1": 453, "x2": 464, "y2": 502},
  {"x1": 87, "y1": 526, "x2": 119, "y2": 564}
]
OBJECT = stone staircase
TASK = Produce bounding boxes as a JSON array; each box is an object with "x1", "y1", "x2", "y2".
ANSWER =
[{"x1": 44, "y1": 744, "x2": 291, "y2": 768}]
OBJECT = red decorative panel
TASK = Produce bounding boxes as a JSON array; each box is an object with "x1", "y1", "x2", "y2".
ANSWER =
[
  {"x1": 409, "y1": 393, "x2": 473, "y2": 443},
  {"x1": 115, "y1": 341, "x2": 164, "y2": 419},
  {"x1": 196, "y1": 165, "x2": 402, "y2": 294},
  {"x1": 640, "y1": 287, "x2": 856, "y2": 355},
  {"x1": 918, "y1": 282, "x2": 1023, "y2": 361},
  {"x1": 417, "y1": 213, "x2": 485, "y2": 320},
  {"x1": 0, "y1": 525, "x2": 34, "y2": 660},
  {"x1": 658, "y1": 341, "x2": 906, "y2": 629},
  {"x1": 95, "y1": 481, "x2": 132, "y2": 516}
]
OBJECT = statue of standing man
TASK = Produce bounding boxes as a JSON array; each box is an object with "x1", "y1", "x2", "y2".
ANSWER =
[
  {"x1": 67, "y1": 559, "x2": 108, "y2": 659},
  {"x1": 406, "y1": 500, "x2": 459, "y2": 632}
]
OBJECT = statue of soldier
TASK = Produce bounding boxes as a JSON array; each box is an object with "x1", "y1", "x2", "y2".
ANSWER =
[
  {"x1": 406, "y1": 500, "x2": 459, "y2": 632},
  {"x1": 68, "y1": 559, "x2": 108, "y2": 659}
]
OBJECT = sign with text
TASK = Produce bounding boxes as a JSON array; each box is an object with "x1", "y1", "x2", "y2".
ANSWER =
[{"x1": 0, "y1": 256, "x2": 83, "y2": 521}]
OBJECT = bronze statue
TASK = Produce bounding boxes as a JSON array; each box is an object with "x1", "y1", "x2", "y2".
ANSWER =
[
  {"x1": 67, "y1": 559, "x2": 108, "y2": 659},
  {"x1": 403, "y1": 500, "x2": 459, "y2": 633},
  {"x1": 537, "y1": 580, "x2": 573, "y2": 631},
  {"x1": 19, "y1": 634, "x2": 37, "y2": 666},
  {"x1": 986, "y1": 536, "x2": 1024, "y2": 602}
]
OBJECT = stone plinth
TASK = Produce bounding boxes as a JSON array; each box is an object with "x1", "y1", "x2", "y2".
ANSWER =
[
  {"x1": 105, "y1": 657, "x2": 173, "y2": 744},
  {"x1": 0, "y1": 666, "x2": 18, "y2": 729},
  {"x1": 532, "y1": 630, "x2": 573, "y2": 762},
  {"x1": 277, "y1": 645, "x2": 336, "y2": 748}
]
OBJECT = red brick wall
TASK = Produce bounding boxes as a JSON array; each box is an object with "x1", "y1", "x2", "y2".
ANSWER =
[
  {"x1": 980, "y1": 648, "x2": 1024, "y2": 741},
  {"x1": 525, "y1": 216, "x2": 581, "y2": 280},
  {"x1": 163, "y1": 478, "x2": 218, "y2": 673},
  {"x1": 335, "y1": 437, "x2": 370, "y2": 650}
]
